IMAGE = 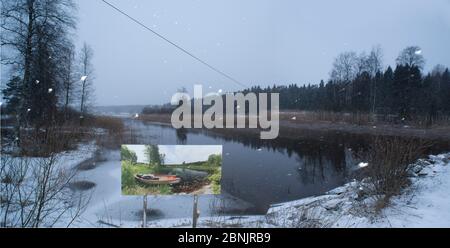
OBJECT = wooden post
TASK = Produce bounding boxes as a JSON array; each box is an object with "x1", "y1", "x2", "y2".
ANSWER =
[
  {"x1": 192, "y1": 194, "x2": 200, "y2": 228},
  {"x1": 142, "y1": 194, "x2": 148, "y2": 228}
]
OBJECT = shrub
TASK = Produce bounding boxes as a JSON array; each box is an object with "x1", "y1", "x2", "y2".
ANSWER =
[
  {"x1": 208, "y1": 168, "x2": 222, "y2": 194},
  {"x1": 365, "y1": 136, "x2": 431, "y2": 210},
  {"x1": 121, "y1": 161, "x2": 135, "y2": 190}
]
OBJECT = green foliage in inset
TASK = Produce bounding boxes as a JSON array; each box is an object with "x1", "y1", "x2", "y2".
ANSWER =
[{"x1": 121, "y1": 145, "x2": 137, "y2": 164}]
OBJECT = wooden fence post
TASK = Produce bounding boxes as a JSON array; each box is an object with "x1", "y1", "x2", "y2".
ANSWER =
[{"x1": 192, "y1": 194, "x2": 200, "y2": 228}]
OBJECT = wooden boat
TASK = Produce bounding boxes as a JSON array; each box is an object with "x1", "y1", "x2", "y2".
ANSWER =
[{"x1": 135, "y1": 174, "x2": 181, "y2": 185}]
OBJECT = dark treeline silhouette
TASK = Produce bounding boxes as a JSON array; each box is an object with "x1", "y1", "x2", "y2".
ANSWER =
[
  {"x1": 243, "y1": 66, "x2": 450, "y2": 114},
  {"x1": 242, "y1": 46, "x2": 450, "y2": 126},
  {"x1": 141, "y1": 46, "x2": 449, "y2": 127}
]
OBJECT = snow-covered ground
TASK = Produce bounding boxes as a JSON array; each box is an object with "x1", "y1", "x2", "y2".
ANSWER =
[
  {"x1": 364, "y1": 154, "x2": 450, "y2": 227},
  {"x1": 243, "y1": 153, "x2": 450, "y2": 228}
]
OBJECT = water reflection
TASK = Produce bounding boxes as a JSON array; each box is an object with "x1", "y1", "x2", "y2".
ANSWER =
[{"x1": 176, "y1": 127, "x2": 187, "y2": 144}]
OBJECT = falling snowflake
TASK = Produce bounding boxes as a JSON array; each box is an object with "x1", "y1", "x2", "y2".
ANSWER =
[
  {"x1": 358, "y1": 162, "x2": 369, "y2": 168},
  {"x1": 27, "y1": 108, "x2": 31, "y2": 112},
  {"x1": 0, "y1": 102, "x2": 3, "y2": 106},
  {"x1": 218, "y1": 89, "x2": 223, "y2": 94},
  {"x1": 134, "y1": 113, "x2": 139, "y2": 118},
  {"x1": 35, "y1": 80, "x2": 40, "y2": 84},
  {"x1": 81, "y1": 76, "x2": 88, "y2": 81},
  {"x1": 48, "y1": 88, "x2": 53, "y2": 93},
  {"x1": 291, "y1": 116, "x2": 297, "y2": 120},
  {"x1": 257, "y1": 148, "x2": 262, "y2": 151},
  {"x1": 236, "y1": 105, "x2": 240, "y2": 109},
  {"x1": 415, "y1": 49, "x2": 422, "y2": 55}
]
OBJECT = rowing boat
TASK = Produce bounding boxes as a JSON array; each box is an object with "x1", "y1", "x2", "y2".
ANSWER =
[{"x1": 135, "y1": 174, "x2": 181, "y2": 185}]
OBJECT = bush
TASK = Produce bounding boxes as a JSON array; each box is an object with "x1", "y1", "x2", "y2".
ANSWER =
[
  {"x1": 208, "y1": 168, "x2": 222, "y2": 194},
  {"x1": 365, "y1": 136, "x2": 431, "y2": 210},
  {"x1": 121, "y1": 161, "x2": 135, "y2": 190}
]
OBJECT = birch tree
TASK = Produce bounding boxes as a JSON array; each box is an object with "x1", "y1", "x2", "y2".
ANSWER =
[{"x1": 78, "y1": 43, "x2": 95, "y2": 124}]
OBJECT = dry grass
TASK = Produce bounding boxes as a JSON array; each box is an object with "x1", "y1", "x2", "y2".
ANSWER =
[
  {"x1": 282, "y1": 110, "x2": 450, "y2": 128},
  {"x1": 137, "y1": 114, "x2": 171, "y2": 124},
  {"x1": 87, "y1": 115, "x2": 124, "y2": 133},
  {"x1": 87, "y1": 116, "x2": 125, "y2": 149},
  {"x1": 18, "y1": 126, "x2": 87, "y2": 157},
  {"x1": 281, "y1": 110, "x2": 374, "y2": 125}
]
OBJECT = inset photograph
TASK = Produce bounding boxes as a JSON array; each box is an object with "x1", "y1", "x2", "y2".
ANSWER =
[{"x1": 121, "y1": 145, "x2": 222, "y2": 195}]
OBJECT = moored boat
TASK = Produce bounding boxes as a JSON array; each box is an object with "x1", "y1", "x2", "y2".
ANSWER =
[{"x1": 135, "y1": 174, "x2": 181, "y2": 185}]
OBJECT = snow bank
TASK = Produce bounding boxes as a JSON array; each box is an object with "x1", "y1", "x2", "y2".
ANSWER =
[{"x1": 262, "y1": 153, "x2": 450, "y2": 228}]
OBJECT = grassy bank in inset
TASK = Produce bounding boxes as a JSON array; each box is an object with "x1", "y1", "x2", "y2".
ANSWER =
[{"x1": 121, "y1": 159, "x2": 221, "y2": 195}]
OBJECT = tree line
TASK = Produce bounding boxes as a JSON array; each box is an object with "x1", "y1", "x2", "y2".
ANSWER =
[
  {"x1": 1, "y1": 0, "x2": 95, "y2": 141},
  {"x1": 242, "y1": 46, "x2": 450, "y2": 124}
]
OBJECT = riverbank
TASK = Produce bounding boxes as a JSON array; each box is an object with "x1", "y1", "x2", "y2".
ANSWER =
[{"x1": 137, "y1": 113, "x2": 450, "y2": 143}]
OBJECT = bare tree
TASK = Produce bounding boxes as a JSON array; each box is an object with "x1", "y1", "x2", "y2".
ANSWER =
[
  {"x1": 396, "y1": 46, "x2": 425, "y2": 70},
  {"x1": 1, "y1": 128, "x2": 91, "y2": 227},
  {"x1": 78, "y1": 43, "x2": 95, "y2": 124},
  {"x1": 330, "y1": 51, "x2": 358, "y2": 107},
  {"x1": 431, "y1": 64, "x2": 446, "y2": 77},
  {"x1": 354, "y1": 52, "x2": 368, "y2": 77},
  {"x1": 330, "y1": 51, "x2": 358, "y2": 83},
  {"x1": 367, "y1": 45, "x2": 384, "y2": 115},
  {"x1": 60, "y1": 44, "x2": 76, "y2": 118},
  {"x1": 366, "y1": 45, "x2": 384, "y2": 77}
]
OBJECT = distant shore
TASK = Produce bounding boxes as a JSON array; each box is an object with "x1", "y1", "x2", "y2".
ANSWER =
[{"x1": 136, "y1": 112, "x2": 450, "y2": 143}]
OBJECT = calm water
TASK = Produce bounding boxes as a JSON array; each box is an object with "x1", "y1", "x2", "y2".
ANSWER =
[{"x1": 124, "y1": 119, "x2": 372, "y2": 213}]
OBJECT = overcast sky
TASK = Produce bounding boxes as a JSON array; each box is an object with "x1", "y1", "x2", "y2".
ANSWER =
[
  {"x1": 76, "y1": 0, "x2": 450, "y2": 106},
  {"x1": 125, "y1": 145, "x2": 222, "y2": 164}
]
